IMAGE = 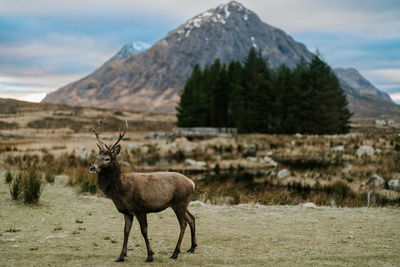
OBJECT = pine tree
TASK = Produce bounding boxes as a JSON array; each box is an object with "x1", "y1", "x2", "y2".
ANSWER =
[
  {"x1": 177, "y1": 49, "x2": 351, "y2": 134},
  {"x1": 270, "y1": 65, "x2": 295, "y2": 133},
  {"x1": 176, "y1": 65, "x2": 207, "y2": 127},
  {"x1": 241, "y1": 48, "x2": 272, "y2": 133},
  {"x1": 227, "y1": 60, "x2": 244, "y2": 127},
  {"x1": 305, "y1": 54, "x2": 351, "y2": 134},
  {"x1": 212, "y1": 61, "x2": 230, "y2": 127}
]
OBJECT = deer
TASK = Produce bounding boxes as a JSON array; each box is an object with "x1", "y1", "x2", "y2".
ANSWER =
[{"x1": 89, "y1": 122, "x2": 197, "y2": 263}]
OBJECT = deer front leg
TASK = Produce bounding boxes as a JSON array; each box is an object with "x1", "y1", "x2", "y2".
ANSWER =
[
  {"x1": 115, "y1": 214, "x2": 133, "y2": 262},
  {"x1": 136, "y1": 213, "x2": 154, "y2": 262}
]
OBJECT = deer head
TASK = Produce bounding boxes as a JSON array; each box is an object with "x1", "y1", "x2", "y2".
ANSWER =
[{"x1": 89, "y1": 120, "x2": 127, "y2": 174}]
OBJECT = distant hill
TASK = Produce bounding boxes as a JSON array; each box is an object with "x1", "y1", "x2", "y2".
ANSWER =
[
  {"x1": 42, "y1": 1, "x2": 399, "y2": 118},
  {"x1": 0, "y1": 98, "x2": 175, "y2": 132}
]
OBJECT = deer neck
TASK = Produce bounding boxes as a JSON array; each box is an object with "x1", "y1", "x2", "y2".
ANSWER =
[{"x1": 97, "y1": 162, "x2": 123, "y2": 199}]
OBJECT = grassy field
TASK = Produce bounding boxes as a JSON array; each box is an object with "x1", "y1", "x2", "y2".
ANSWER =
[
  {"x1": 1, "y1": 98, "x2": 400, "y2": 266},
  {"x1": 1, "y1": 175, "x2": 399, "y2": 267}
]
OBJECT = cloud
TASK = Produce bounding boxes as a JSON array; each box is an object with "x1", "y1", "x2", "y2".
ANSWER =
[
  {"x1": 1, "y1": 1, "x2": 400, "y2": 35},
  {"x1": 389, "y1": 93, "x2": 400, "y2": 104},
  {"x1": 362, "y1": 69, "x2": 400, "y2": 83},
  {"x1": 0, "y1": 0, "x2": 400, "y2": 101}
]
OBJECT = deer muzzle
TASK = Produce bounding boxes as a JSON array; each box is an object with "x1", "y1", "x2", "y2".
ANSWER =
[{"x1": 89, "y1": 165, "x2": 98, "y2": 174}]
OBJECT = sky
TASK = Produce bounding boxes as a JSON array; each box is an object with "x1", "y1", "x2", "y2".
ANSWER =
[{"x1": 0, "y1": 0, "x2": 399, "y2": 103}]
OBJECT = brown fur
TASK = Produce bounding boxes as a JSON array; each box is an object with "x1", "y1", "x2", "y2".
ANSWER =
[{"x1": 90, "y1": 140, "x2": 197, "y2": 262}]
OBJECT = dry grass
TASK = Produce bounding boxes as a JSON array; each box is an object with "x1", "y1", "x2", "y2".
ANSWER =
[{"x1": 0, "y1": 175, "x2": 399, "y2": 266}]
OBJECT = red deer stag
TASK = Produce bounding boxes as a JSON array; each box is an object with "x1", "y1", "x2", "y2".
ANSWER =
[{"x1": 89, "y1": 122, "x2": 197, "y2": 262}]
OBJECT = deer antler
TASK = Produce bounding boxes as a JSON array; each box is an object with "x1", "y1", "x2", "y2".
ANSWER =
[
  {"x1": 110, "y1": 120, "x2": 128, "y2": 151},
  {"x1": 93, "y1": 120, "x2": 109, "y2": 151}
]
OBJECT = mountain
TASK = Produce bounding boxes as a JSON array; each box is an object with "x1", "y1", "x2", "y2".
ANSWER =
[
  {"x1": 107, "y1": 41, "x2": 151, "y2": 62},
  {"x1": 334, "y1": 68, "x2": 392, "y2": 102},
  {"x1": 42, "y1": 1, "x2": 398, "y2": 117}
]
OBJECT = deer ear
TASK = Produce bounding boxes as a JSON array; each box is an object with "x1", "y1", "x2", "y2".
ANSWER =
[{"x1": 112, "y1": 144, "x2": 121, "y2": 156}]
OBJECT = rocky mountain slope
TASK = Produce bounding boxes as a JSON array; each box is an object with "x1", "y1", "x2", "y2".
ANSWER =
[
  {"x1": 42, "y1": 1, "x2": 398, "y2": 117},
  {"x1": 334, "y1": 68, "x2": 392, "y2": 102}
]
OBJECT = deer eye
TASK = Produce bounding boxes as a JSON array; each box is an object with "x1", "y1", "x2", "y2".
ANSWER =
[{"x1": 105, "y1": 157, "x2": 110, "y2": 162}]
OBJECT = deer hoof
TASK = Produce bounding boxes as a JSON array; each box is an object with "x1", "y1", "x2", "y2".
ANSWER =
[
  {"x1": 145, "y1": 257, "x2": 153, "y2": 262},
  {"x1": 187, "y1": 247, "x2": 196, "y2": 253},
  {"x1": 114, "y1": 257, "x2": 125, "y2": 262},
  {"x1": 170, "y1": 250, "x2": 180, "y2": 259}
]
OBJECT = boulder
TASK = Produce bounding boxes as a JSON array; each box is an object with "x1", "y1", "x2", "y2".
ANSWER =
[
  {"x1": 357, "y1": 146, "x2": 374, "y2": 157},
  {"x1": 79, "y1": 149, "x2": 92, "y2": 159},
  {"x1": 277, "y1": 169, "x2": 290, "y2": 179},
  {"x1": 120, "y1": 161, "x2": 131, "y2": 167},
  {"x1": 366, "y1": 174, "x2": 385, "y2": 188},
  {"x1": 185, "y1": 159, "x2": 206, "y2": 167},
  {"x1": 190, "y1": 200, "x2": 206, "y2": 207},
  {"x1": 388, "y1": 179, "x2": 400, "y2": 192},
  {"x1": 261, "y1": 156, "x2": 278, "y2": 168},
  {"x1": 300, "y1": 202, "x2": 317, "y2": 209},
  {"x1": 127, "y1": 143, "x2": 139, "y2": 149},
  {"x1": 332, "y1": 145, "x2": 344, "y2": 151},
  {"x1": 295, "y1": 133, "x2": 303, "y2": 138}
]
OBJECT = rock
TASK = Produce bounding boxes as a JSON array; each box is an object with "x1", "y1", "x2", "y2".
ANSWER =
[
  {"x1": 127, "y1": 143, "x2": 139, "y2": 149},
  {"x1": 185, "y1": 159, "x2": 206, "y2": 167},
  {"x1": 342, "y1": 164, "x2": 352, "y2": 174},
  {"x1": 120, "y1": 161, "x2": 131, "y2": 167},
  {"x1": 388, "y1": 179, "x2": 400, "y2": 192},
  {"x1": 375, "y1": 148, "x2": 382, "y2": 154},
  {"x1": 366, "y1": 174, "x2": 385, "y2": 188},
  {"x1": 290, "y1": 140, "x2": 296, "y2": 146},
  {"x1": 249, "y1": 157, "x2": 258, "y2": 163},
  {"x1": 295, "y1": 133, "x2": 302, "y2": 138},
  {"x1": 300, "y1": 202, "x2": 317, "y2": 209},
  {"x1": 144, "y1": 132, "x2": 173, "y2": 139},
  {"x1": 141, "y1": 146, "x2": 149, "y2": 153},
  {"x1": 79, "y1": 149, "x2": 92, "y2": 159},
  {"x1": 260, "y1": 156, "x2": 278, "y2": 168},
  {"x1": 375, "y1": 119, "x2": 387, "y2": 126},
  {"x1": 277, "y1": 169, "x2": 290, "y2": 179},
  {"x1": 332, "y1": 145, "x2": 344, "y2": 151},
  {"x1": 190, "y1": 200, "x2": 206, "y2": 207},
  {"x1": 357, "y1": 146, "x2": 374, "y2": 157}
]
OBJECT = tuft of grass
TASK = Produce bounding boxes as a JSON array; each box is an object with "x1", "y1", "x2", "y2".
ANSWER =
[
  {"x1": 68, "y1": 167, "x2": 98, "y2": 194},
  {"x1": 9, "y1": 172, "x2": 22, "y2": 200},
  {"x1": 9, "y1": 168, "x2": 44, "y2": 205},
  {"x1": 44, "y1": 172, "x2": 55, "y2": 184},
  {"x1": 21, "y1": 168, "x2": 44, "y2": 205},
  {"x1": 5, "y1": 170, "x2": 13, "y2": 184}
]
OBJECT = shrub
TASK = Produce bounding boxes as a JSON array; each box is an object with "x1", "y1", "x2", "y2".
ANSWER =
[
  {"x1": 21, "y1": 168, "x2": 44, "y2": 205},
  {"x1": 44, "y1": 172, "x2": 55, "y2": 183},
  {"x1": 5, "y1": 170, "x2": 13, "y2": 184},
  {"x1": 69, "y1": 167, "x2": 98, "y2": 194},
  {"x1": 9, "y1": 172, "x2": 22, "y2": 200}
]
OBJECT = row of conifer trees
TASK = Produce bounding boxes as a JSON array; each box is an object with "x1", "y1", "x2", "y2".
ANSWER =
[{"x1": 176, "y1": 48, "x2": 352, "y2": 134}]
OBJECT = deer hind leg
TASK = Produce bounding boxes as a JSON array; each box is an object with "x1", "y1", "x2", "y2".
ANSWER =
[
  {"x1": 136, "y1": 213, "x2": 154, "y2": 263},
  {"x1": 185, "y1": 210, "x2": 197, "y2": 253},
  {"x1": 170, "y1": 207, "x2": 188, "y2": 259},
  {"x1": 115, "y1": 214, "x2": 133, "y2": 262}
]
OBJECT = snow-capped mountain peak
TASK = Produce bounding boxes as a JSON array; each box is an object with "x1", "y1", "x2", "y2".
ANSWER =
[{"x1": 109, "y1": 41, "x2": 151, "y2": 62}]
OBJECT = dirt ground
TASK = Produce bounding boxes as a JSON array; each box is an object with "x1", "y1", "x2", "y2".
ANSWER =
[{"x1": 1, "y1": 175, "x2": 399, "y2": 267}]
